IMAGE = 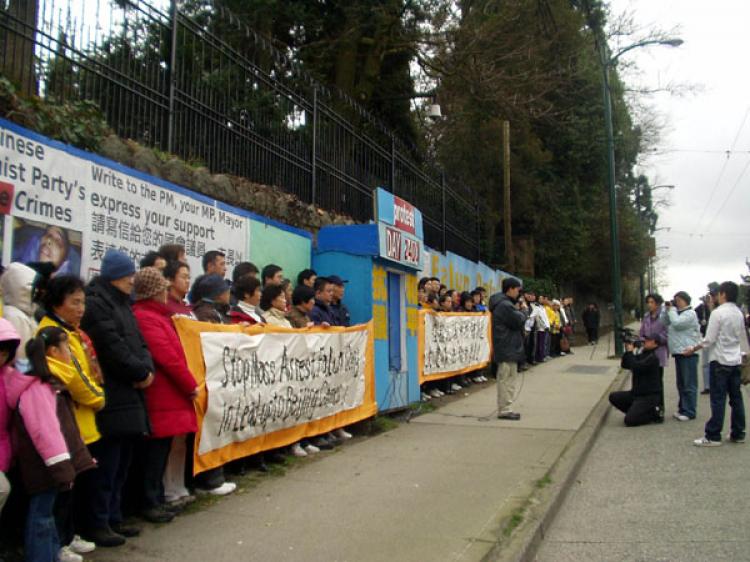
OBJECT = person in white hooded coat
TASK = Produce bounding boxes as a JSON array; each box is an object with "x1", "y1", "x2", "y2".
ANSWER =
[{"x1": 0, "y1": 262, "x2": 39, "y2": 368}]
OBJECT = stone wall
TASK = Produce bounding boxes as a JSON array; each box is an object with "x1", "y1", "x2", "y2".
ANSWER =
[{"x1": 98, "y1": 135, "x2": 357, "y2": 234}]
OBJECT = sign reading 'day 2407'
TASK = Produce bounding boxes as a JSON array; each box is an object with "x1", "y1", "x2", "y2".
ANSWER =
[{"x1": 375, "y1": 187, "x2": 424, "y2": 271}]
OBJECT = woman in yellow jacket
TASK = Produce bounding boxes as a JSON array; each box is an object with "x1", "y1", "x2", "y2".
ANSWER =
[{"x1": 39, "y1": 275, "x2": 104, "y2": 554}]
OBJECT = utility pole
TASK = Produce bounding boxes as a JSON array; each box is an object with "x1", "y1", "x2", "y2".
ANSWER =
[{"x1": 503, "y1": 121, "x2": 515, "y2": 272}]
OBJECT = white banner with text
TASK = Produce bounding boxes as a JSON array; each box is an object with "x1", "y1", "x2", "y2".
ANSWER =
[{"x1": 418, "y1": 311, "x2": 492, "y2": 383}]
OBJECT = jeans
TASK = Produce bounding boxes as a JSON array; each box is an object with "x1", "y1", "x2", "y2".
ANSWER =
[
  {"x1": 704, "y1": 362, "x2": 745, "y2": 442},
  {"x1": 674, "y1": 354, "x2": 699, "y2": 418},
  {"x1": 535, "y1": 332, "x2": 547, "y2": 363},
  {"x1": 701, "y1": 349, "x2": 711, "y2": 390},
  {"x1": 85, "y1": 436, "x2": 135, "y2": 530},
  {"x1": 26, "y1": 488, "x2": 59, "y2": 562},
  {"x1": 496, "y1": 362, "x2": 519, "y2": 414}
]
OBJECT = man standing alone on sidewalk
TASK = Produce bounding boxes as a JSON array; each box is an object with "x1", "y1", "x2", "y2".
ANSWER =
[
  {"x1": 489, "y1": 278, "x2": 526, "y2": 420},
  {"x1": 686, "y1": 281, "x2": 750, "y2": 447}
]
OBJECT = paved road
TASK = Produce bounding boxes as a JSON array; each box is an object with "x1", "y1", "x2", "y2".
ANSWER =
[
  {"x1": 535, "y1": 356, "x2": 750, "y2": 562},
  {"x1": 89, "y1": 337, "x2": 620, "y2": 562}
]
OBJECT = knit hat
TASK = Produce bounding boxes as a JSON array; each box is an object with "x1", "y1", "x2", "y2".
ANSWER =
[
  {"x1": 188, "y1": 274, "x2": 230, "y2": 304},
  {"x1": 101, "y1": 249, "x2": 136, "y2": 281},
  {"x1": 134, "y1": 267, "x2": 170, "y2": 301},
  {"x1": 673, "y1": 291, "x2": 691, "y2": 306}
]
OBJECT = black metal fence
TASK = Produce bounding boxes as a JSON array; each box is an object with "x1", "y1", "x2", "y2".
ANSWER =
[{"x1": 0, "y1": 0, "x2": 480, "y2": 260}]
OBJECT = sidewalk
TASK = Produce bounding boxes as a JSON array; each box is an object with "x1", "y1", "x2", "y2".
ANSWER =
[{"x1": 90, "y1": 332, "x2": 621, "y2": 562}]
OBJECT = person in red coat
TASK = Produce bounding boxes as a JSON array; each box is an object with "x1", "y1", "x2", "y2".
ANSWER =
[{"x1": 132, "y1": 267, "x2": 198, "y2": 522}]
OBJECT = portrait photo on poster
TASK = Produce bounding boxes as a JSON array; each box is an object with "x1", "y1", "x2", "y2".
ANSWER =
[{"x1": 11, "y1": 217, "x2": 82, "y2": 276}]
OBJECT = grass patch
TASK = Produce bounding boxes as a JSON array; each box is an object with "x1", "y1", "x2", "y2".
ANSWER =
[
  {"x1": 535, "y1": 475, "x2": 552, "y2": 489},
  {"x1": 371, "y1": 415, "x2": 400, "y2": 434},
  {"x1": 409, "y1": 401, "x2": 437, "y2": 416},
  {"x1": 503, "y1": 511, "x2": 524, "y2": 537}
]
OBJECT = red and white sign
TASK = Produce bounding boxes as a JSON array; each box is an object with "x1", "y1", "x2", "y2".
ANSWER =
[
  {"x1": 393, "y1": 196, "x2": 416, "y2": 235},
  {"x1": 381, "y1": 224, "x2": 420, "y2": 268}
]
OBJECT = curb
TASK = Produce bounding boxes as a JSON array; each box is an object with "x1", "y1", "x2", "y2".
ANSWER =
[{"x1": 482, "y1": 366, "x2": 629, "y2": 562}]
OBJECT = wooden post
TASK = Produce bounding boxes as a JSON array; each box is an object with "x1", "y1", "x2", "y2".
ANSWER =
[{"x1": 503, "y1": 121, "x2": 515, "y2": 271}]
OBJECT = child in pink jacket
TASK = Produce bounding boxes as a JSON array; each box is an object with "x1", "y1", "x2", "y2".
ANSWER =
[
  {"x1": 0, "y1": 318, "x2": 21, "y2": 516},
  {"x1": 5, "y1": 326, "x2": 94, "y2": 562}
]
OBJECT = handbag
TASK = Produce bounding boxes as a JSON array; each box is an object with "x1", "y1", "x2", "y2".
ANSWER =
[
  {"x1": 562, "y1": 325, "x2": 573, "y2": 336},
  {"x1": 560, "y1": 337, "x2": 571, "y2": 353}
]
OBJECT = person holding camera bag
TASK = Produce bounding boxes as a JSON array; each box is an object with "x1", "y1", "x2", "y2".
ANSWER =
[{"x1": 609, "y1": 334, "x2": 665, "y2": 426}]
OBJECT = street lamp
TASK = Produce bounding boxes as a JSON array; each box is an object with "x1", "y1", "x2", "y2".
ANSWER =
[{"x1": 599, "y1": 37, "x2": 682, "y2": 355}]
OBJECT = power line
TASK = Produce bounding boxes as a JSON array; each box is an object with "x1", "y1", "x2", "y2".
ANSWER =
[
  {"x1": 694, "y1": 105, "x2": 750, "y2": 230},
  {"x1": 700, "y1": 156, "x2": 750, "y2": 235}
]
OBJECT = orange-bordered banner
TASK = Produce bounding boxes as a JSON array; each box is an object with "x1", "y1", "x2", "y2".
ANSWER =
[
  {"x1": 417, "y1": 310, "x2": 492, "y2": 384},
  {"x1": 174, "y1": 317, "x2": 377, "y2": 475}
]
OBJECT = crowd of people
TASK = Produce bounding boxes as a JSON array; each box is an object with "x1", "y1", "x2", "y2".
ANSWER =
[
  {"x1": 417, "y1": 277, "x2": 586, "y2": 417},
  {"x1": 0, "y1": 245, "x2": 355, "y2": 562},
  {"x1": 609, "y1": 283, "x2": 749, "y2": 449}
]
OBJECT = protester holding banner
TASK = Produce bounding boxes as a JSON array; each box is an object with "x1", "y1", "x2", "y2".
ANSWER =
[
  {"x1": 132, "y1": 268, "x2": 199, "y2": 521},
  {"x1": 185, "y1": 273, "x2": 237, "y2": 495},
  {"x1": 229, "y1": 276, "x2": 265, "y2": 324},
  {"x1": 260, "y1": 285, "x2": 292, "y2": 328},
  {"x1": 288, "y1": 285, "x2": 315, "y2": 328},
  {"x1": 489, "y1": 278, "x2": 527, "y2": 421},
  {"x1": 328, "y1": 275, "x2": 351, "y2": 327},
  {"x1": 164, "y1": 261, "x2": 194, "y2": 318},
  {"x1": 80, "y1": 249, "x2": 154, "y2": 547},
  {"x1": 189, "y1": 275, "x2": 232, "y2": 325},
  {"x1": 202, "y1": 251, "x2": 227, "y2": 279},
  {"x1": 310, "y1": 277, "x2": 336, "y2": 326}
]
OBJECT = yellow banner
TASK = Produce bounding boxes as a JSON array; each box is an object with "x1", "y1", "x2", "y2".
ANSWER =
[
  {"x1": 417, "y1": 310, "x2": 493, "y2": 384},
  {"x1": 174, "y1": 317, "x2": 377, "y2": 475}
]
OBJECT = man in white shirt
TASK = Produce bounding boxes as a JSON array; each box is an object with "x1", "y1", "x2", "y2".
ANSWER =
[{"x1": 686, "y1": 281, "x2": 750, "y2": 446}]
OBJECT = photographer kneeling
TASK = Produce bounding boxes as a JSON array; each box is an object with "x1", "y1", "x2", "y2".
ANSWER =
[{"x1": 609, "y1": 334, "x2": 665, "y2": 426}]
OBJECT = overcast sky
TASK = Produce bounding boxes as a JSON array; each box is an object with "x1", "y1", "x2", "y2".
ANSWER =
[{"x1": 607, "y1": 0, "x2": 750, "y2": 304}]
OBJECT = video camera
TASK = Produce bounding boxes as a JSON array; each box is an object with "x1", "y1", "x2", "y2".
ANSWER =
[{"x1": 619, "y1": 327, "x2": 643, "y2": 349}]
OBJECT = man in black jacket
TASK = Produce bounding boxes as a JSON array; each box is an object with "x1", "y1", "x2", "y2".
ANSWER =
[
  {"x1": 489, "y1": 277, "x2": 527, "y2": 420},
  {"x1": 80, "y1": 249, "x2": 155, "y2": 546},
  {"x1": 609, "y1": 334, "x2": 665, "y2": 426}
]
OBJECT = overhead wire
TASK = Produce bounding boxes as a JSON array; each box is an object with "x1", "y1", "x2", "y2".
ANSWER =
[
  {"x1": 693, "y1": 105, "x2": 750, "y2": 230},
  {"x1": 700, "y1": 156, "x2": 750, "y2": 235}
]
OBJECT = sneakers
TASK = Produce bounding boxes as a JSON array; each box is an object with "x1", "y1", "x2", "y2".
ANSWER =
[
  {"x1": 334, "y1": 428, "x2": 352, "y2": 440},
  {"x1": 141, "y1": 506, "x2": 175, "y2": 523},
  {"x1": 693, "y1": 437, "x2": 721, "y2": 447},
  {"x1": 700, "y1": 389, "x2": 710, "y2": 395},
  {"x1": 58, "y1": 546, "x2": 83, "y2": 562},
  {"x1": 69, "y1": 535, "x2": 96, "y2": 554},
  {"x1": 451, "y1": 383, "x2": 462, "y2": 391},
  {"x1": 291, "y1": 442, "x2": 308, "y2": 457},
  {"x1": 497, "y1": 412, "x2": 521, "y2": 420},
  {"x1": 202, "y1": 482, "x2": 237, "y2": 496},
  {"x1": 303, "y1": 443, "x2": 321, "y2": 454},
  {"x1": 83, "y1": 527, "x2": 126, "y2": 547},
  {"x1": 429, "y1": 389, "x2": 442, "y2": 398},
  {"x1": 420, "y1": 392, "x2": 431, "y2": 402},
  {"x1": 312, "y1": 437, "x2": 333, "y2": 450},
  {"x1": 729, "y1": 435, "x2": 745, "y2": 444},
  {"x1": 673, "y1": 412, "x2": 690, "y2": 422}
]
